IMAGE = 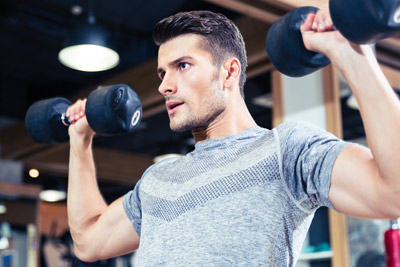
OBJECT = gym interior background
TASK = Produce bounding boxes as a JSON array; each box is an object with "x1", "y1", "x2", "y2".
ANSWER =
[{"x1": 0, "y1": 0, "x2": 399, "y2": 266}]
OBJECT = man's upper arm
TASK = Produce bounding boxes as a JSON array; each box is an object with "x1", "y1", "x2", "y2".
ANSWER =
[
  {"x1": 76, "y1": 197, "x2": 140, "y2": 262},
  {"x1": 329, "y1": 144, "x2": 398, "y2": 219}
]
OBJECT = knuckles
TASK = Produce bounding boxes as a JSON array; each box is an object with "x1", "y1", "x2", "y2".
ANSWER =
[{"x1": 67, "y1": 98, "x2": 87, "y2": 122}]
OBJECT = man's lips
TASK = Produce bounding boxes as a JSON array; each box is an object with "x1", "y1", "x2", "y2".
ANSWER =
[{"x1": 166, "y1": 101, "x2": 184, "y2": 115}]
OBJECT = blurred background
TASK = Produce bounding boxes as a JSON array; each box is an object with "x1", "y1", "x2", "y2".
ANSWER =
[{"x1": 0, "y1": 0, "x2": 399, "y2": 266}]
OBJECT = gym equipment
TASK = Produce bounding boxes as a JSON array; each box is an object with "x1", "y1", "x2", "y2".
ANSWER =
[
  {"x1": 330, "y1": 0, "x2": 400, "y2": 44},
  {"x1": 266, "y1": 0, "x2": 400, "y2": 77},
  {"x1": 25, "y1": 84, "x2": 142, "y2": 144},
  {"x1": 85, "y1": 84, "x2": 142, "y2": 134},
  {"x1": 265, "y1": 6, "x2": 330, "y2": 77},
  {"x1": 384, "y1": 219, "x2": 400, "y2": 267},
  {"x1": 25, "y1": 97, "x2": 72, "y2": 144}
]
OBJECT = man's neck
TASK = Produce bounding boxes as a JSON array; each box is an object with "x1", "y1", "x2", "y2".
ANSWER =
[{"x1": 192, "y1": 99, "x2": 257, "y2": 143}]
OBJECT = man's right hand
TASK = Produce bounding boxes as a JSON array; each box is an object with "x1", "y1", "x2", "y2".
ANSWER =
[{"x1": 66, "y1": 98, "x2": 95, "y2": 143}]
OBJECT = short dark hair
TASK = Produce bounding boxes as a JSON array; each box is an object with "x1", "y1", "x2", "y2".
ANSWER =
[{"x1": 153, "y1": 10, "x2": 247, "y2": 97}]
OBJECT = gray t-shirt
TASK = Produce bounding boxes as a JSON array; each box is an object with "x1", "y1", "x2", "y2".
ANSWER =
[{"x1": 123, "y1": 121, "x2": 350, "y2": 266}]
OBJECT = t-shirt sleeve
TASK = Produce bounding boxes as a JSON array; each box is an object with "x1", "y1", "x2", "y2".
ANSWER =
[
  {"x1": 274, "y1": 121, "x2": 352, "y2": 211},
  {"x1": 123, "y1": 177, "x2": 143, "y2": 237}
]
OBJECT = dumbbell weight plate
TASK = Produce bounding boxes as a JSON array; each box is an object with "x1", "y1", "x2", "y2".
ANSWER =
[
  {"x1": 25, "y1": 97, "x2": 72, "y2": 144},
  {"x1": 266, "y1": 6, "x2": 331, "y2": 77},
  {"x1": 330, "y1": 0, "x2": 400, "y2": 44},
  {"x1": 85, "y1": 84, "x2": 142, "y2": 134}
]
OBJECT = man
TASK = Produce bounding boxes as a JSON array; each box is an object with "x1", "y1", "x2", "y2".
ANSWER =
[{"x1": 66, "y1": 7, "x2": 400, "y2": 267}]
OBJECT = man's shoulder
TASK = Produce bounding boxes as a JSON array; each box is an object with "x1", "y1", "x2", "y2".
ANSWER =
[
  {"x1": 274, "y1": 120, "x2": 321, "y2": 132},
  {"x1": 274, "y1": 120, "x2": 332, "y2": 139}
]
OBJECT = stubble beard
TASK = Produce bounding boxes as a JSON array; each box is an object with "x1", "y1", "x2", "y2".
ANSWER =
[{"x1": 169, "y1": 80, "x2": 226, "y2": 132}]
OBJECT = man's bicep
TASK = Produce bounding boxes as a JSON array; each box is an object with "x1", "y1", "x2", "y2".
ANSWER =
[
  {"x1": 83, "y1": 197, "x2": 140, "y2": 261},
  {"x1": 329, "y1": 144, "x2": 391, "y2": 219}
]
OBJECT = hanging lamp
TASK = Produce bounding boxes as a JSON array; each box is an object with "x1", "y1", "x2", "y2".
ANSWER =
[{"x1": 58, "y1": 2, "x2": 119, "y2": 72}]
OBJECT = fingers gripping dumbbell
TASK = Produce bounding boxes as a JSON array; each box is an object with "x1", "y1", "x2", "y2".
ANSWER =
[
  {"x1": 25, "y1": 84, "x2": 142, "y2": 144},
  {"x1": 266, "y1": 0, "x2": 400, "y2": 77}
]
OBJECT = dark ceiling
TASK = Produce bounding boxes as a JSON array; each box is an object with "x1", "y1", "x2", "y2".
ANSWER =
[
  {"x1": 0, "y1": 0, "x2": 398, "y2": 202},
  {"x1": 0, "y1": 0, "x2": 229, "y2": 117}
]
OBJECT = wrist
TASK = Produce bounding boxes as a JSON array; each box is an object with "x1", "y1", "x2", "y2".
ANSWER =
[
  {"x1": 330, "y1": 44, "x2": 374, "y2": 78},
  {"x1": 70, "y1": 133, "x2": 94, "y2": 151}
]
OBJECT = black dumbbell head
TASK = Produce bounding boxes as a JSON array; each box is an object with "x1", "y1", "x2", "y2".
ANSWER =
[
  {"x1": 86, "y1": 84, "x2": 142, "y2": 135},
  {"x1": 266, "y1": 6, "x2": 331, "y2": 77},
  {"x1": 25, "y1": 97, "x2": 72, "y2": 144},
  {"x1": 330, "y1": 0, "x2": 400, "y2": 44}
]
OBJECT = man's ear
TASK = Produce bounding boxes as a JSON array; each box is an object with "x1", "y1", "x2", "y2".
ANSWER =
[{"x1": 222, "y1": 57, "x2": 241, "y2": 89}]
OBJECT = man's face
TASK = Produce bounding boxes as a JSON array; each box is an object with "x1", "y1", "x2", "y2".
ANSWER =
[{"x1": 157, "y1": 34, "x2": 227, "y2": 132}]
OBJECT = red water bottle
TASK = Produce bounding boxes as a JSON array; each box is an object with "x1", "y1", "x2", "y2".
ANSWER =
[{"x1": 385, "y1": 219, "x2": 400, "y2": 267}]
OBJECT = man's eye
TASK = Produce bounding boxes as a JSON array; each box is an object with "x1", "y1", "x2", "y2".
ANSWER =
[{"x1": 180, "y1": 62, "x2": 189, "y2": 70}]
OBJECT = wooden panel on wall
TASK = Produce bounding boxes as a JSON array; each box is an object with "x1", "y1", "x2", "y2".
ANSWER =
[
  {"x1": 22, "y1": 144, "x2": 154, "y2": 186},
  {"x1": 0, "y1": 200, "x2": 37, "y2": 225},
  {"x1": 323, "y1": 65, "x2": 350, "y2": 267},
  {"x1": 39, "y1": 202, "x2": 68, "y2": 237},
  {"x1": 0, "y1": 182, "x2": 41, "y2": 199},
  {"x1": 271, "y1": 70, "x2": 284, "y2": 127}
]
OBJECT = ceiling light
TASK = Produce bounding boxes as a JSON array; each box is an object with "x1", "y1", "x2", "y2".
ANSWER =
[
  {"x1": 71, "y1": 5, "x2": 83, "y2": 16},
  {"x1": 58, "y1": 11, "x2": 119, "y2": 72},
  {"x1": 39, "y1": 190, "x2": 67, "y2": 202},
  {"x1": 29, "y1": 168, "x2": 39, "y2": 178}
]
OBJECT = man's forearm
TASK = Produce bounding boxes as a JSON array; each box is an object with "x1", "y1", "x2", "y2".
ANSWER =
[
  {"x1": 333, "y1": 45, "x2": 400, "y2": 187},
  {"x1": 67, "y1": 137, "x2": 108, "y2": 243}
]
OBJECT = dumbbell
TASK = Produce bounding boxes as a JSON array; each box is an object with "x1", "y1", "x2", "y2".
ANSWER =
[
  {"x1": 25, "y1": 84, "x2": 142, "y2": 144},
  {"x1": 266, "y1": 6, "x2": 330, "y2": 77},
  {"x1": 266, "y1": 0, "x2": 400, "y2": 77},
  {"x1": 330, "y1": 0, "x2": 400, "y2": 44}
]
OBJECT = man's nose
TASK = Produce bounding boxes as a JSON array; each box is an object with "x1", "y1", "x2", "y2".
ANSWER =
[{"x1": 158, "y1": 73, "x2": 177, "y2": 96}]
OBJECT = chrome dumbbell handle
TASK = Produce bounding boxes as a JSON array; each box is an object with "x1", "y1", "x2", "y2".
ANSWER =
[{"x1": 60, "y1": 113, "x2": 72, "y2": 127}]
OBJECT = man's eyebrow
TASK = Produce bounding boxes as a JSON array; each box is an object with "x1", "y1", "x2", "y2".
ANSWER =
[{"x1": 157, "y1": 56, "x2": 194, "y2": 75}]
